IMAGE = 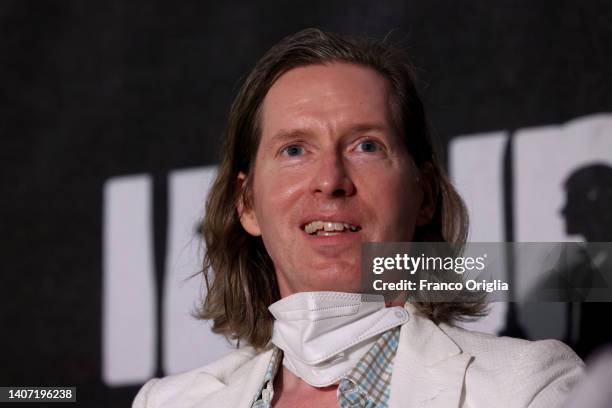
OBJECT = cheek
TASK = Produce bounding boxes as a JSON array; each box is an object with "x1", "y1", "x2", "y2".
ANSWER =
[
  {"x1": 386, "y1": 184, "x2": 418, "y2": 225},
  {"x1": 360, "y1": 168, "x2": 420, "y2": 240},
  {"x1": 252, "y1": 170, "x2": 307, "y2": 238}
]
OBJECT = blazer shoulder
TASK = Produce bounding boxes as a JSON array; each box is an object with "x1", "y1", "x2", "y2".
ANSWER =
[
  {"x1": 441, "y1": 323, "x2": 583, "y2": 367},
  {"x1": 440, "y1": 323, "x2": 585, "y2": 407},
  {"x1": 132, "y1": 346, "x2": 264, "y2": 408}
]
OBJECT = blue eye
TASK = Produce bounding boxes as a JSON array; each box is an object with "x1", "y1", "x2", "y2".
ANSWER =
[
  {"x1": 356, "y1": 140, "x2": 380, "y2": 153},
  {"x1": 281, "y1": 144, "x2": 305, "y2": 157}
]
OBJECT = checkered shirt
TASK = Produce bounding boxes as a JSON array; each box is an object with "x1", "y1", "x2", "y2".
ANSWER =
[{"x1": 251, "y1": 327, "x2": 400, "y2": 408}]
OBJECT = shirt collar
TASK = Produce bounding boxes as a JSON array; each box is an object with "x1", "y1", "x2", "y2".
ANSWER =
[{"x1": 251, "y1": 327, "x2": 401, "y2": 408}]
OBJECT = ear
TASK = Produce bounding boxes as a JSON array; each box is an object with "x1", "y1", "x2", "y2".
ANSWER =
[
  {"x1": 415, "y1": 163, "x2": 437, "y2": 226},
  {"x1": 236, "y1": 172, "x2": 262, "y2": 236}
]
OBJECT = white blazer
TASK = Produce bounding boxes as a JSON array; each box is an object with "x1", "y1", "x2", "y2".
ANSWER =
[{"x1": 133, "y1": 303, "x2": 584, "y2": 408}]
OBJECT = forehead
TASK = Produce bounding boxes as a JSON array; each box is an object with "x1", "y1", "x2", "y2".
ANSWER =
[{"x1": 260, "y1": 63, "x2": 394, "y2": 138}]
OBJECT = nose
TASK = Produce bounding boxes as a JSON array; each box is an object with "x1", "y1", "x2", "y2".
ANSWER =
[{"x1": 310, "y1": 150, "x2": 355, "y2": 198}]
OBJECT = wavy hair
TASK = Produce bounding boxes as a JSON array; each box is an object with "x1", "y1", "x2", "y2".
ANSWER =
[{"x1": 197, "y1": 28, "x2": 485, "y2": 349}]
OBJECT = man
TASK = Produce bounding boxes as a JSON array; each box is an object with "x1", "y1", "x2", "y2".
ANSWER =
[{"x1": 134, "y1": 28, "x2": 584, "y2": 408}]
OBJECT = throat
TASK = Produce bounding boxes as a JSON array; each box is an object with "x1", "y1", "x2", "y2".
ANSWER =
[{"x1": 273, "y1": 366, "x2": 339, "y2": 407}]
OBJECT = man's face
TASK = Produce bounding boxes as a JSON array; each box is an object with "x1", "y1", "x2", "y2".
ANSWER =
[
  {"x1": 561, "y1": 186, "x2": 583, "y2": 236},
  {"x1": 239, "y1": 63, "x2": 426, "y2": 296}
]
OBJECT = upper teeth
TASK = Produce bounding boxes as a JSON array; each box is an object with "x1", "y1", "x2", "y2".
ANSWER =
[{"x1": 304, "y1": 221, "x2": 359, "y2": 234}]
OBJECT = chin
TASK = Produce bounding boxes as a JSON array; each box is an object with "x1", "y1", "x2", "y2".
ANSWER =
[{"x1": 304, "y1": 268, "x2": 363, "y2": 293}]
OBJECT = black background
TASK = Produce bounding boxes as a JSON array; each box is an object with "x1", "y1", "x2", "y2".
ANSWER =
[{"x1": 2, "y1": 1, "x2": 612, "y2": 406}]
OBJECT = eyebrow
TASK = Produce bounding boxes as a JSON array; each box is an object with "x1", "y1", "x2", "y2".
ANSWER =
[
  {"x1": 266, "y1": 122, "x2": 392, "y2": 146},
  {"x1": 267, "y1": 129, "x2": 311, "y2": 147}
]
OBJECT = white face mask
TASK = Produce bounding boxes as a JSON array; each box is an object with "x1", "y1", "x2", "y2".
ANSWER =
[{"x1": 268, "y1": 291, "x2": 409, "y2": 387}]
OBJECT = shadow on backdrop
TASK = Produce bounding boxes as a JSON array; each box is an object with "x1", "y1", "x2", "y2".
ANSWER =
[{"x1": 562, "y1": 163, "x2": 612, "y2": 358}]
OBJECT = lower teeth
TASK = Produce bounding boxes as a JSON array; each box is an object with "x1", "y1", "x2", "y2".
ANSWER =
[{"x1": 315, "y1": 230, "x2": 346, "y2": 235}]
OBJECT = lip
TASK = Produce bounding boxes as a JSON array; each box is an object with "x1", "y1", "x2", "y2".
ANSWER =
[
  {"x1": 301, "y1": 227, "x2": 362, "y2": 249},
  {"x1": 299, "y1": 213, "x2": 363, "y2": 247},
  {"x1": 299, "y1": 213, "x2": 362, "y2": 232}
]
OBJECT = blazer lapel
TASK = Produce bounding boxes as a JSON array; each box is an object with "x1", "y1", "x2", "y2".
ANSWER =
[
  {"x1": 389, "y1": 305, "x2": 472, "y2": 408},
  {"x1": 189, "y1": 348, "x2": 275, "y2": 408}
]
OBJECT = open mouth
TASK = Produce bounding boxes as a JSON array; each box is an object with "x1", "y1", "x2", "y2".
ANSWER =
[{"x1": 302, "y1": 221, "x2": 362, "y2": 236}]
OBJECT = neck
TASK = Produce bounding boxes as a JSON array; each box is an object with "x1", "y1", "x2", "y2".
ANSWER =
[
  {"x1": 385, "y1": 291, "x2": 408, "y2": 307},
  {"x1": 272, "y1": 365, "x2": 338, "y2": 404}
]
